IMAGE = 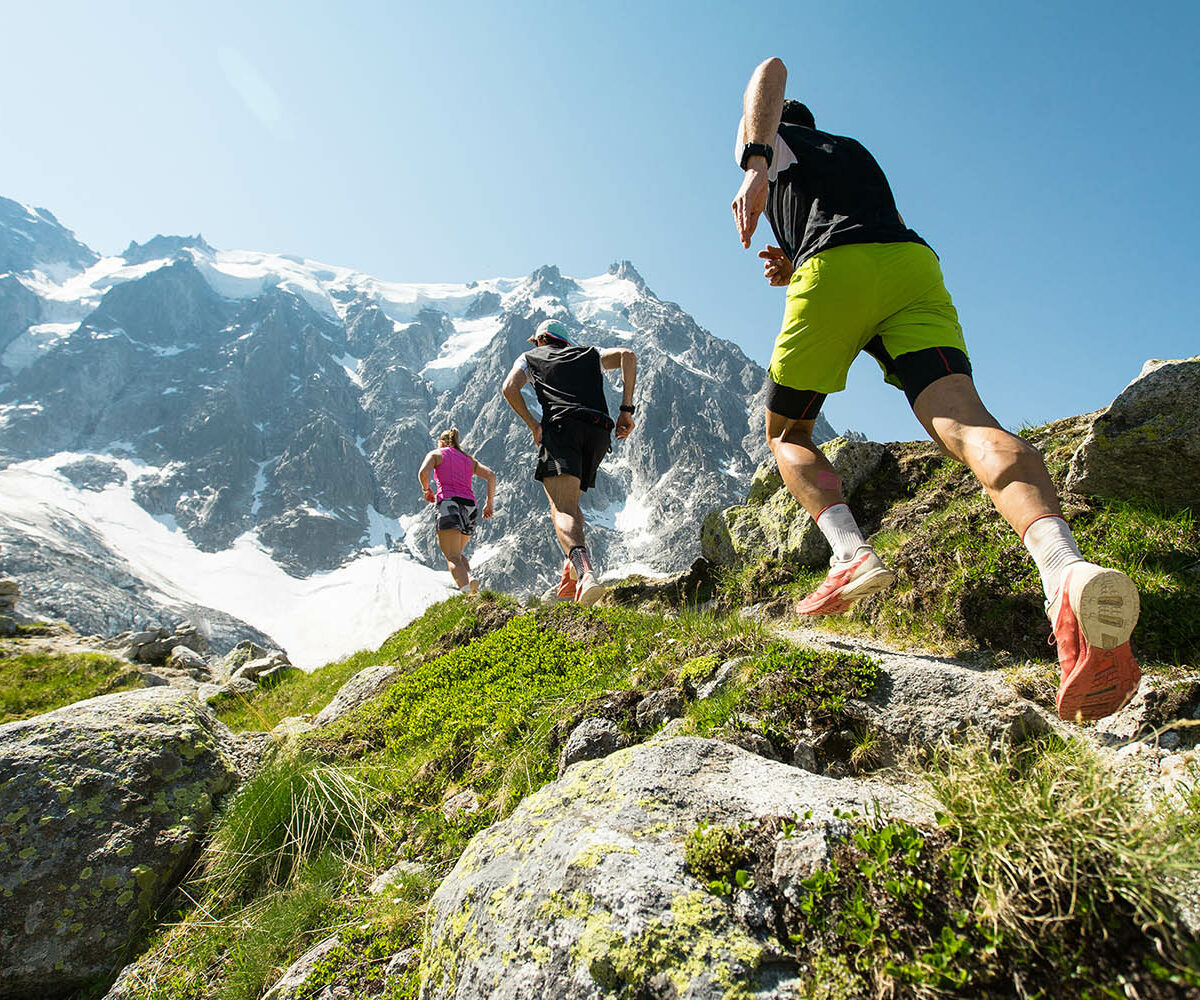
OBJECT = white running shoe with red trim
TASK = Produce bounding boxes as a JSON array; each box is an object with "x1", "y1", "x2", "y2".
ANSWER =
[
  {"x1": 796, "y1": 547, "x2": 895, "y2": 617},
  {"x1": 575, "y1": 571, "x2": 606, "y2": 608}
]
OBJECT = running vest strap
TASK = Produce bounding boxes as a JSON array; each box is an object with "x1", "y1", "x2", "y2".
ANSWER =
[
  {"x1": 765, "y1": 124, "x2": 928, "y2": 268},
  {"x1": 523, "y1": 345, "x2": 613, "y2": 428}
]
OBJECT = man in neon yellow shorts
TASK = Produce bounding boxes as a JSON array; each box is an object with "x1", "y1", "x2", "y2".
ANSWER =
[{"x1": 731, "y1": 57, "x2": 1141, "y2": 722}]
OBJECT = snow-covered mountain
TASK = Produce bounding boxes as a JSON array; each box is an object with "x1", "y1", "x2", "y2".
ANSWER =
[{"x1": 0, "y1": 196, "x2": 833, "y2": 662}]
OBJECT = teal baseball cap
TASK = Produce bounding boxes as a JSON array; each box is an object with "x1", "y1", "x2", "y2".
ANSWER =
[{"x1": 528, "y1": 318, "x2": 574, "y2": 346}]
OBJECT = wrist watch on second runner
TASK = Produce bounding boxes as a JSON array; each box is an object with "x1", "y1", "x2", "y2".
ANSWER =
[{"x1": 620, "y1": 404, "x2": 636, "y2": 414}]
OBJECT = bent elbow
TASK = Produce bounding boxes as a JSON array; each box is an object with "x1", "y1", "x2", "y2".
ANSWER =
[{"x1": 761, "y1": 56, "x2": 786, "y2": 76}]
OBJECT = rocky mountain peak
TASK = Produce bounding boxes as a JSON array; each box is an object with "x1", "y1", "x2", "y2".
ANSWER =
[
  {"x1": 0, "y1": 196, "x2": 98, "y2": 276},
  {"x1": 526, "y1": 263, "x2": 580, "y2": 301},
  {"x1": 121, "y1": 234, "x2": 215, "y2": 265},
  {"x1": 607, "y1": 259, "x2": 652, "y2": 296}
]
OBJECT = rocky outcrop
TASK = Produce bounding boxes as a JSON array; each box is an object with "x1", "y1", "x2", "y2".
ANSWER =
[
  {"x1": 557, "y1": 717, "x2": 630, "y2": 774},
  {"x1": 420, "y1": 736, "x2": 929, "y2": 999},
  {"x1": 0, "y1": 688, "x2": 244, "y2": 998},
  {"x1": 701, "y1": 439, "x2": 885, "y2": 567},
  {"x1": 0, "y1": 577, "x2": 20, "y2": 635},
  {"x1": 1067, "y1": 356, "x2": 1200, "y2": 513},
  {"x1": 313, "y1": 664, "x2": 398, "y2": 727}
]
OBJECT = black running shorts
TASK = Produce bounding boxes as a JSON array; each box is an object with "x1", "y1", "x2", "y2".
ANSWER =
[
  {"x1": 436, "y1": 497, "x2": 478, "y2": 535},
  {"x1": 535, "y1": 418, "x2": 611, "y2": 492}
]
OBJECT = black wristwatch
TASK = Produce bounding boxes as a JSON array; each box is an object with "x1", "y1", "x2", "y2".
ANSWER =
[
  {"x1": 740, "y1": 141, "x2": 774, "y2": 170},
  {"x1": 619, "y1": 404, "x2": 636, "y2": 414}
]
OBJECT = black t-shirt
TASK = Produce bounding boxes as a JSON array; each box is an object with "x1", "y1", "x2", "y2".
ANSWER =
[
  {"x1": 521, "y1": 345, "x2": 612, "y2": 427},
  {"x1": 762, "y1": 123, "x2": 928, "y2": 267}
]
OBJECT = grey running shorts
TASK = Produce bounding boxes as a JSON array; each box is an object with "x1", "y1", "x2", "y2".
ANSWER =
[{"x1": 436, "y1": 497, "x2": 478, "y2": 535}]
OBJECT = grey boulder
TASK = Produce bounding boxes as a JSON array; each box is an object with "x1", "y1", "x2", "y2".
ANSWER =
[
  {"x1": 420, "y1": 736, "x2": 929, "y2": 1000},
  {"x1": 558, "y1": 717, "x2": 630, "y2": 774},
  {"x1": 0, "y1": 688, "x2": 243, "y2": 999},
  {"x1": 701, "y1": 439, "x2": 886, "y2": 568},
  {"x1": 314, "y1": 664, "x2": 398, "y2": 727},
  {"x1": 842, "y1": 655, "x2": 1055, "y2": 766},
  {"x1": 1067, "y1": 356, "x2": 1200, "y2": 513},
  {"x1": 262, "y1": 935, "x2": 341, "y2": 1000}
]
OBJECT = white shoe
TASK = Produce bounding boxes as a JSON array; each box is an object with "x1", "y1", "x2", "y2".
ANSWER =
[{"x1": 575, "y1": 571, "x2": 606, "y2": 608}]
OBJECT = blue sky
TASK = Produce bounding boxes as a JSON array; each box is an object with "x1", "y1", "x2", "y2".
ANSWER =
[{"x1": 3, "y1": 1, "x2": 1197, "y2": 441}]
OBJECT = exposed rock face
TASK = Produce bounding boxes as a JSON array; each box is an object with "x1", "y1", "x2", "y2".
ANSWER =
[
  {"x1": 420, "y1": 736, "x2": 929, "y2": 1000},
  {"x1": 701, "y1": 439, "x2": 885, "y2": 567},
  {"x1": 313, "y1": 664, "x2": 398, "y2": 727},
  {"x1": 1067, "y1": 356, "x2": 1200, "y2": 513},
  {"x1": 261, "y1": 936, "x2": 342, "y2": 1000},
  {"x1": 557, "y1": 717, "x2": 630, "y2": 774},
  {"x1": 0, "y1": 688, "x2": 244, "y2": 998},
  {"x1": 842, "y1": 656, "x2": 1054, "y2": 767},
  {"x1": 0, "y1": 198, "x2": 97, "y2": 276},
  {"x1": 0, "y1": 505, "x2": 275, "y2": 652}
]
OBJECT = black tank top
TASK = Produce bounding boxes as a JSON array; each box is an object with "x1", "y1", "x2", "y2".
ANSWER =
[
  {"x1": 766, "y1": 124, "x2": 929, "y2": 267},
  {"x1": 523, "y1": 345, "x2": 612, "y2": 427}
]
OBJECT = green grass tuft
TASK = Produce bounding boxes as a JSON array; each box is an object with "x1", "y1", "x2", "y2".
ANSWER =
[{"x1": 0, "y1": 649, "x2": 140, "y2": 723}]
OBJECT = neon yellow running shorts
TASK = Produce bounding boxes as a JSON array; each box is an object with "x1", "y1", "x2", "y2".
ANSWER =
[{"x1": 767, "y1": 241, "x2": 971, "y2": 417}]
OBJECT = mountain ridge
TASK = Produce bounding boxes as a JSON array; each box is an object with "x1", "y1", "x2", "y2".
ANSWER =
[{"x1": 0, "y1": 195, "x2": 834, "y2": 662}]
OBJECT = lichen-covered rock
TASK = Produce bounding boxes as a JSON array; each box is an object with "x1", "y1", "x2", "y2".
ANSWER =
[
  {"x1": 634, "y1": 689, "x2": 684, "y2": 731},
  {"x1": 701, "y1": 439, "x2": 886, "y2": 568},
  {"x1": 0, "y1": 688, "x2": 243, "y2": 998},
  {"x1": 313, "y1": 664, "x2": 398, "y2": 727},
  {"x1": 420, "y1": 736, "x2": 929, "y2": 1000},
  {"x1": 262, "y1": 935, "x2": 341, "y2": 1000},
  {"x1": 165, "y1": 645, "x2": 208, "y2": 675},
  {"x1": 219, "y1": 640, "x2": 269, "y2": 680},
  {"x1": 837, "y1": 656, "x2": 1054, "y2": 768},
  {"x1": 1067, "y1": 356, "x2": 1200, "y2": 513}
]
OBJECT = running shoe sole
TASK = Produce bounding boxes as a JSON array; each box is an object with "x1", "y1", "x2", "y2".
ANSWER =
[
  {"x1": 1053, "y1": 564, "x2": 1142, "y2": 722},
  {"x1": 838, "y1": 566, "x2": 896, "y2": 603},
  {"x1": 1066, "y1": 564, "x2": 1140, "y2": 650},
  {"x1": 1056, "y1": 643, "x2": 1141, "y2": 722}
]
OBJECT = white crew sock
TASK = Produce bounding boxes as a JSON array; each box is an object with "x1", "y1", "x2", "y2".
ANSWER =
[
  {"x1": 816, "y1": 503, "x2": 867, "y2": 563},
  {"x1": 1022, "y1": 515, "x2": 1084, "y2": 605}
]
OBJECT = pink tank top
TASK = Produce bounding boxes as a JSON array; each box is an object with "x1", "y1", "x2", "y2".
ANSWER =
[{"x1": 433, "y1": 447, "x2": 475, "y2": 503}]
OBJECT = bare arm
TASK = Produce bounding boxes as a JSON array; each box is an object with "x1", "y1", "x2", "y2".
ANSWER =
[
  {"x1": 472, "y1": 458, "x2": 497, "y2": 517},
  {"x1": 417, "y1": 450, "x2": 441, "y2": 502},
  {"x1": 732, "y1": 57, "x2": 787, "y2": 248},
  {"x1": 501, "y1": 359, "x2": 542, "y2": 445},
  {"x1": 600, "y1": 347, "x2": 637, "y2": 441}
]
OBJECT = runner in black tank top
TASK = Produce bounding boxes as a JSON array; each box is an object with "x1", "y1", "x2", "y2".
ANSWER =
[{"x1": 501, "y1": 319, "x2": 637, "y2": 608}]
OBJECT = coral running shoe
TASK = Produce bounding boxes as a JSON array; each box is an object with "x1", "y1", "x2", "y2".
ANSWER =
[
  {"x1": 796, "y1": 546, "x2": 895, "y2": 617},
  {"x1": 1049, "y1": 563, "x2": 1141, "y2": 722},
  {"x1": 556, "y1": 559, "x2": 577, "y2": 600},
  {"x1": 576, "y1": 571, "x2": 606, "y2": 608}
]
